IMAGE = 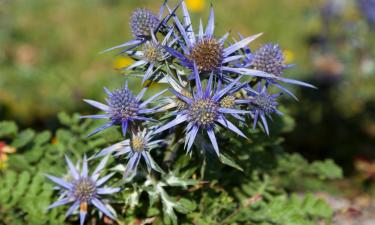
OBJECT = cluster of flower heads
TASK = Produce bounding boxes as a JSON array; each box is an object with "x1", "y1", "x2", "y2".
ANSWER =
[{"x1": 47, "y1": 1, "x2": 315, "y2": 224}]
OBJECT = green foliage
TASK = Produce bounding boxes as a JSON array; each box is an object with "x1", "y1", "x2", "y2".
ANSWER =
[{"x1": 0, "y1": 113, "x2": 342, "y2": 224}]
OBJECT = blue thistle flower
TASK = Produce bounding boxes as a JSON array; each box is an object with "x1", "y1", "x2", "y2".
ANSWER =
[
  {"x1": 101, "y1": 1, "x2": 182, "y2": 54},
  {"x1": 154, "y1": 63, "x2": 249, "y2": 155},
  {"x1": 165, "y1": 2, "x2": 275, "y2": 81},
  {"x1": 95, "y1": 128, "x2": 163, "y2": 177},
  {"x1": 242, "y1": 43, "x2": 316, "y2": 100},
  {"x1": 46, "y1": 156, "x2": 120, "y2": 225},
  {"x1": 250, "y1": 44, "x2": 285, "y2": 77},
  {"x1": 130, "y1": 8, "x2": 160, "y2": 38},
  {"x1": 121, "y1": 28, "x2": 176, "y2": 84},
  {"x1": 239, "y1": 83, "x2": 282, "y2": 135},
  {"x1": 82, "y1": 82, "x2": 166, "y2": 137},
  {"x1": 359, "y1": 0, "x2": 375, "y2": 27}
]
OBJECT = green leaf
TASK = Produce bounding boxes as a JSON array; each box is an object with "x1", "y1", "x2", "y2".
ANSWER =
[
  {"x1": 11, "y1": 129, "x2": 35, "y2": 148},
  {"x1": 310, "y1": 159, "x2": 343, "y2": 179},
  {"x1": 0, "y1": 121, "x2": 18, "y2": 137},
  {"x1": 219, "y1": 154, "x2": 244, "y2": 172},
  {"x1": 174, "y1": 198, "x2": 197, "y2": 214},
  {"x1": 57, "y1": 112, "x2": 72, "y2": 127}
]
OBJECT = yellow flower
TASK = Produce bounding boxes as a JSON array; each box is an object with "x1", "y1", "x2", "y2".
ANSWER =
[
  {"x1": 113, "y1": 56, "x2": 134, "y2": 70},
  {"x1": 283, "y1": 50, "x2": 294, "y2": 64},
  {"x1": 0, "y1": 142, "x2": 16, "y2": 170},
  {"x1": 186, "y1": 0, "x2": 205, "y2": 12}
]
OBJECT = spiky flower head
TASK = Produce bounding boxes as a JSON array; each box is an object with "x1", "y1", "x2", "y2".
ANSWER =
[
  {"x1": 46, "y1": 156, "x2": 119, "y2": 225},
  {"x1": 220, "y1": 95, "x2": 236, "y2": 108},
  {"x1": 95, "y1": 128, "x2": 163, "y2": 177},
  {"x1": 130, "y1": 8, "x2": 160, "y2": 38},
  {"x1": 82, "y1": 83, "x2": 166, "y2": 137},
  {"x1": 154, "y1": 63, "x2": 249, "y2": 155},
  {"x1": 108, "y1": 87, "x2": 139, "y2": 122},
  {"x1": 165, "y1": 2, "x2": 267, "y2": 77},
  {"x1": 246, "y1": 83, "x2": 282, "y2": 135},
  {"x1": 142, "y1": 41, "x2": 166, "y2": 63},
  {"x1": 190, "y1": 38, "x2": 223, "y2": 72},
  {"x1": 188, "y1": 98, "x2": 219, "y2": 129},
  {"x1": 250, "y1": 44, "x2": 285, "y2": 77},
  {"x1": 251, "y1": 92, "x2": 278, "y2": 115}
]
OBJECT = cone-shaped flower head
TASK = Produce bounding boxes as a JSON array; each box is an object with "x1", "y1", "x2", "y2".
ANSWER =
[
  {"x1": 130, "y1": 9, "x2": 160, "y2": 38},
  {"x1": 239, "y1": 42, "x2": 316, "y2": 100},
  {"x1": 142, "y1": 41, "x2": 167, "y2": 63},
  {"x1": 46, "y1": 156, "x2": 120, "y2": 225},
  {"x1": 101, "y1": 2, "x2": 182, "y2": 54},
  {"x1": 189, "y1": 37, "x2": 224, "y2": 72},
  {"x1": 166, "y1": 2, "x2": 269, "y2": 79},
  {"x1": 82, "y1": 82, "x2": 166, "y2": 137},
  {"x1": 250, "y1": 44, "x2": 285, "y2": 77},
  {"x1": 245, "y1": 83, "x2": 283, "y2": 135},
  {"x1": 120, "y1": 28, "x2": 175, "y2": 84},
  {"x1": 95, "y1": 128, "x2": 163, "y2": 177},
  {"x1": 154, "y1": 63, "x2": 249, "y2": 155}
]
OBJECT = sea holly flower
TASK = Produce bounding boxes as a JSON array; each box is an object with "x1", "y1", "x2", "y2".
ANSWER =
[
  {"x1": 95, "y1": 128, "x2": 163, "y2": 177},
  {"x1": 130, "y1": 8, "x2": 161, "y2": 38},
  {"x1": 239, "y1": 83, "x2": 282, "y2": 135},
  {"x1": 82, "y1": 82, "x2": 167, "y2": 137},
  {"x1": 101, "y1": 1, "x2": 182, "y2": 54},
  {"x1": 166, "y1": 2, "x2": 277, "y2": 81},
  {"x1": 46, "y1": 156, "x2": 120, "y2": 225},
  {"x1": 250, "y1": 44, "x2": 286, "y2": 77},
  {"x1": 121, "y1": 28, "x2": 176, "y2": 84},
  {"x1": 242, "y1": 43, "x2": 316, "y2": 99},
  {"x1": 154, "y1": 63, "x2": 249, "y2": 155}
]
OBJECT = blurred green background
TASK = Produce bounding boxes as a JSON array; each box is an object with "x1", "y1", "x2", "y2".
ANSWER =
[{"x1": 1, "y1": 0, "x2": 375, "y2": 174}]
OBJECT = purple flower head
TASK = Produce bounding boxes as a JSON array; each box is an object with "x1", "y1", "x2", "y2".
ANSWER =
[
  {"x1": 101, "y1": 1, "x2": 182, "y2": 54},
  {"x1": 130, "y1": 9, "x2": 160, "y2": 38},
  {"x1": 359, "y1": 0, "x2": 375, "y2": 27},
  {"x1": 95, "y1": 128, "x2": 163, "y2": 177},
  {"x1": 154, "y1": 63, "x2": 249, "y2": 155},
  {"x1": 166, "y1": 2, "x2": 271, "y2": 80},
  {"x1": 240, "y1": 43, "x2": 316, "y2": 100},
  {"x1": 244, "y1": 83, "x2": 283, "y2": 135},
  {"x1": 122, "y1": 28, "x2": 176, "y2": 84},
  {"x1": 46, "y1": 156, "x2": 120, "y2": 225},
  {"x1": 250, "y1": 44, "x2": 285, "y2": 77},
  {"x1": 82, "y1": 82, "x2": 166, "y2": 137}
]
